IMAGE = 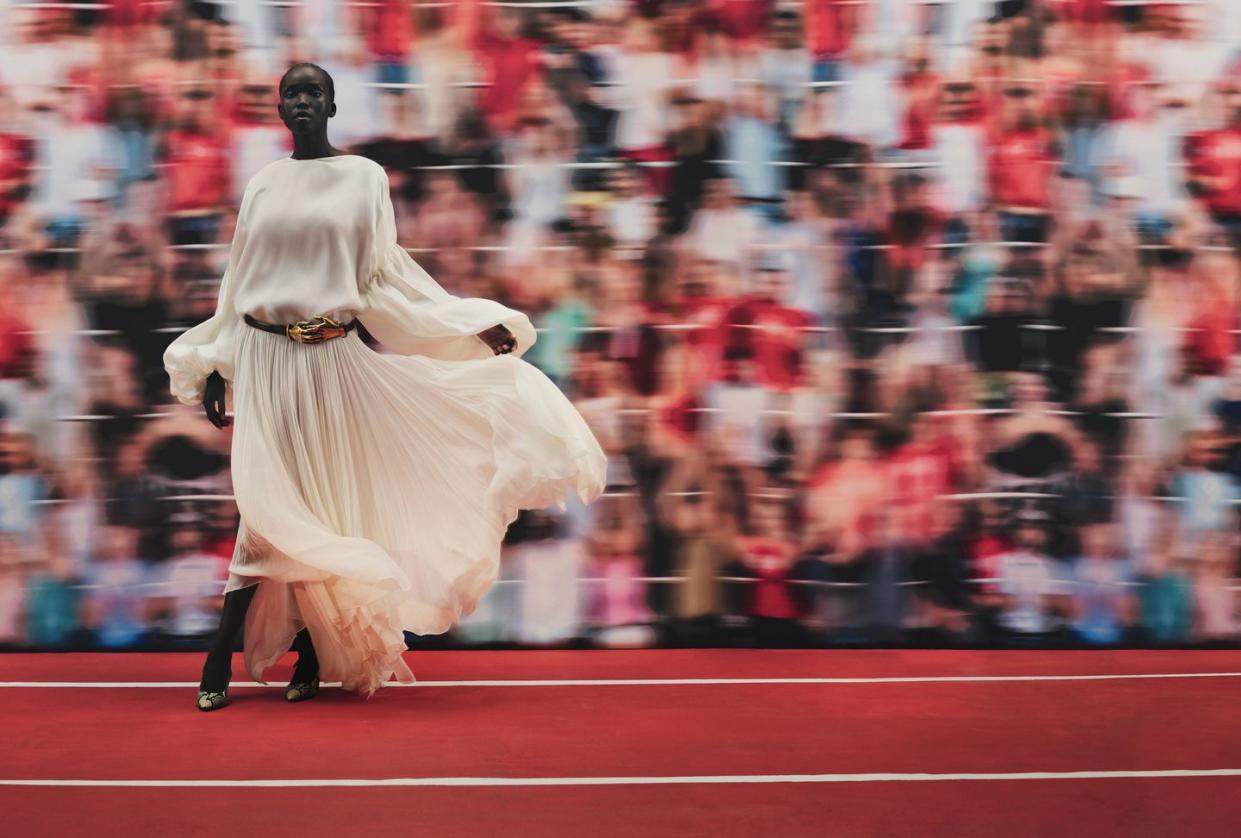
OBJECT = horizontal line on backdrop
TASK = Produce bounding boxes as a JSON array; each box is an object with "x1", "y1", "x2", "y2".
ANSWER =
[
  {"x1": 3, "y1": 768, "x2": 1241, "y2": 788},
  {"x1": 4, "y1": 672, "x2": 1241, "y2": 689}
]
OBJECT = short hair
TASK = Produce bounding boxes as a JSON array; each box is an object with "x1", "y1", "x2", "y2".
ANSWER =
[{"x1": 279, "y1": 62, "x2": 335, "y2": 101}]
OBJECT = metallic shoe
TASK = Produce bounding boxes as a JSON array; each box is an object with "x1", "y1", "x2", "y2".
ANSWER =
[
  {"x1": 196, "y1": 690, "x2": 230, "y2": 712},
  {"x1": 285, "y1": 679, "x2": 320, "y2": 703}
]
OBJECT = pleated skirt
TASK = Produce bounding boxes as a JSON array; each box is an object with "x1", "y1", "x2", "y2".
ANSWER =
[{"x1": 226, "y1": 325, "x2": 606, "y2": 694}]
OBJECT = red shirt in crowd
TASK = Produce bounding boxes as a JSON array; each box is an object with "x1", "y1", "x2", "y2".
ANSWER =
[
  {"x1": 204, "y1": 533, "x2": 237, "y2": 562},
  {"x1": 362, "y1": 0, "x2": 414, "y2": 61},
  {"x1": 885, "y1": 441, "x2": 953, "y2": 545},
  {"x1": 105, "y1": 0, "x2": 161, "y2": 27},
  {"x1": 472, "y1": 26, "x2": 541, "y2": 133},
  {"x1": 1188, "y1": 125, "x2": 1241, "y2": 216},
  {"x1": 163, "y1": 130, "x2": 231, "y2": 213},
  {"x1": 656, "y1": 390, "x2": 702, "y2": 445},
  {"x1": 0, "y1": 132, "x2": 34, "y2": 221},
  {"x1": 1184, "y1": 284, "x2": 1237, "y2": 376},
  {"x1": 899, "y1": 70, "x2": 940, "y2": 151},
  {"x1": 805, "y1": 0, "x2": 853, "y2": 60},
  {"x1": 969, "y1": 533, "x2": 1011, "y2": 595},
  {"x1": 988, "y1": 126, "x2": 1055, "y2": 211},
  {"x1": 749, "y1": 299, "x2": 815, "y2": 391},
  {"x1": 1051, "y1": 0, "x2": 1110, "y2": 24},
  {"x1": 681, "y1": 293, "x2": 736, "y2": 384},
  {"x1": 0, "y1": 313, "x2": 35, "y2": 378},
  {"x1": 737, "y1": 536, "x2": 803, "y2": 620},
  {"x1": 708, "y1": 0, "x2": 774, "y2": 45},
  {"x1": 807, "y1": 457, "x2": 888, "y2": 555}
]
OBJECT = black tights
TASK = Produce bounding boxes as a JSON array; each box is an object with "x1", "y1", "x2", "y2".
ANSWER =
[{"x1": 199, "y1": 584, "x2": 319, "y2": 692}]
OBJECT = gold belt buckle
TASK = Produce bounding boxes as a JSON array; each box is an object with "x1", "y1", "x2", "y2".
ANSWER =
[{"x1": 286, "y1": 315, "x2": 346, "y2": 344}]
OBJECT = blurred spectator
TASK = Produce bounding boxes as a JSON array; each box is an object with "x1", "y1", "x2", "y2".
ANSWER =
[
  {"x1": 81, "y1": 524, "x2": 148, "y2": 649},
  {"x1": 1068, "y1": 523, "x2": 1137, "y2": 645},
  {"x1": 145, "y1": 523, "x2": 227, "y2": 646},
  {"x1": 159, "y1": 85, "x2": 230, "y2": 246},
  {"x1": 994, "y1": 519, "x2": 1070, "y2": 644},
  {"x1": 1191, "y1": 531, "x2": 1240, "y2": 643},
  {"x1": 584, "y1": 496, "x2": 656, "y2": 648}
]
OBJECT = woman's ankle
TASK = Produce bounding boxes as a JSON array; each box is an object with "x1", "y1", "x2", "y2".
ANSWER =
[{"x1": 199, "y1": 652, "x2": 233, "y2": 692}]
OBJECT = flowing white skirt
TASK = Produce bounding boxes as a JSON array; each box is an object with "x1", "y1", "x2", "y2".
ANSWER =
[{"x1": 226, "y1": 325, "x2": 606, "y2": 694}]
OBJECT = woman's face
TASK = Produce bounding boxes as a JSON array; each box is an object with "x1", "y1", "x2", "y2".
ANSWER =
[{"x1": 278, "y1": 66, "x2": 335, "y2": 137}]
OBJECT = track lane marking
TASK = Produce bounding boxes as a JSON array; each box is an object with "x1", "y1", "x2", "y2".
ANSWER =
[
  {"x1": 4, "y1": 770, "x2": 1241, "y2": 787},
  {"x1": 4, "y1": 672, "x2": 1241, "y2": 688}
]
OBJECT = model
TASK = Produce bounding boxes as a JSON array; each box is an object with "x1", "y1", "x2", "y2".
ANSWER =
[{"x1": 163, "y1": 63, "x2": 607, "y2": 711}]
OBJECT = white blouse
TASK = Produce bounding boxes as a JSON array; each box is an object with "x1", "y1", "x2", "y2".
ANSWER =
[{"x1": 163, "y1": 154, "x2": 536, "y2": 406}]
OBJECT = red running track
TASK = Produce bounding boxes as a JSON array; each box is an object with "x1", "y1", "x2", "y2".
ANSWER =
[{"x1": 3, "y1": 650, "x2": 1241, "y2": 837}]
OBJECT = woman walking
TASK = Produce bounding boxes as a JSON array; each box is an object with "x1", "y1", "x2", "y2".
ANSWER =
[{"x1": 164, "y1": 63, "x2": 606, "y2": 710}]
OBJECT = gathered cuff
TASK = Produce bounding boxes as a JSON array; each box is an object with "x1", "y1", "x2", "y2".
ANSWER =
[{"x1": 357, "y1": 243, "x2": 537, "y2": 361}]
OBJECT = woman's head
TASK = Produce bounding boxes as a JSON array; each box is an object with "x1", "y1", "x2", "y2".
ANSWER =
[{"x1": 277, "y1": 62, "x2": 336, "y2": 137}]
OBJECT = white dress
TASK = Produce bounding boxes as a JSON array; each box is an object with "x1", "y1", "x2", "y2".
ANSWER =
[{"x1": 163, "y1": 154, "x2": 607, "y2": 693}]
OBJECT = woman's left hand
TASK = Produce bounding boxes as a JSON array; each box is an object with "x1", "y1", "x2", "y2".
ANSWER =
[{"x1": 477, "y1": 324, "x2": 517, "y2": 355}]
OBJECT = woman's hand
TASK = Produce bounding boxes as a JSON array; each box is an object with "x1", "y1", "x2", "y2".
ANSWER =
[
  {"x1": 477, "y1": 324, "x2": 517, "y2": 355},
  {"x1": 203, "y1": 371, "x2": 231, "y2": 429}
]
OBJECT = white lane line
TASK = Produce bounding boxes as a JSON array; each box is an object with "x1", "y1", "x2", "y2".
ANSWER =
[
  {"x1": 3, "y1": 769, "x2": 1241, "y2": 787},
  {"x1": 3, "y1": 672, "x2": 1241, "y2": 688}
]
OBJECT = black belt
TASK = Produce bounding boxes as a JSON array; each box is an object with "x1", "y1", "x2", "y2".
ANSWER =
[{"x1": 244, "y1": 313, "x2": 358, "y2": 344}]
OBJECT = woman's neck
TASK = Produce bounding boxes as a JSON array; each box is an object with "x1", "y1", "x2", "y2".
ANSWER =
[{"x1": 289, "y1": 134, "x2": 343, "y2": 160}]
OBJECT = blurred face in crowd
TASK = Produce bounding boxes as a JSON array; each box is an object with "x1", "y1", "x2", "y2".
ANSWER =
[
  {"x1": 236, "y1": 82, "x2": 273, "y2": 124},
  {"x1": 722, "y1": 353, "x2": 756, "y2": 385},
  {"x1": 753, "y1": 497, "x2": 790, "y2": 541},
  {"x1": 102, "y1": 526, "x2": 137, "y2": 563},
  {"x1": 678, "y1": 259, "x2": 715, "y2": 299},
  {"x1": 1011, "y1": 372, "x2": 1049, "y2": 407},
  {"x1": 1128, "y1": 83, "x2": 1160, "y2": 121},
  {"x1": 1004, "y1": 87, "x2": 1040, "y2": 131},
  {"x1": 940, "y1": 81, "x2": 978, "y2": 123},
  {"x1": 1016, "y1": 523, "x2": 1046, "y2": 552},
  {"x1": 770, "y1": 13, "x2": 801, "y2": 50},
  {"x1": 494, "y1": 8, "x2": 523, "y2": 40},
  {"x1": 702, "y1": 179, "x2": 734, "y2": 211},
  {"x1": 278, "y1": 64, "x2": 336, "y2": 137},
  {"x1": 0, "y1": 431, "x2": 35, "y2": 475},
  {"x1": 170, "y1": 526, "x2": 204, "y2": 555},
  {"x1": 755, "y1": 269, "x2": 790, "y2": 303},
  {"x1": 622, "y1": 18, "x2": 657, "y2": 52},
  {"x1": 609, "y1": 166, "x2": 642, "y2": 199},
  {"x1": 176, "y1": 86, "x2": 214, "y2": 132},
  {"x1": 977, "y1": 19, "x2": 1006, "y2": 60},
  {"x1": 732, "y1": 83, "x2": 770, "y2": 120},
  {"x1": 1082, "y1": 524, "x2": 1117, "y2": 559},
  {"x1": 786, "y1": 190, "x2": 814, "y2": 221},
  {"x1": 1196, "y1": 533, "x2": 1235, "y2": 578},
  {"x1": 840, "y1": 430, "x2": 874, "y2": 462}
]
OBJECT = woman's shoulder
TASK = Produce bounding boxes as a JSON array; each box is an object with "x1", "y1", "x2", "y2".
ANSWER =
[{"x1": 246, "y1": 154, "x2": 387, "y2": 185}]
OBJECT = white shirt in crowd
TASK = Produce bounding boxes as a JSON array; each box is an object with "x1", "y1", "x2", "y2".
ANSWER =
[
  {"x1": 232, "y1": 126, "x2": 290, "y2": 205},
  {"x1": 153, "y1": 552, "x2": 225, "y2": 638},
  {"x1": 613, "y1": 51, "x2": 677, "y2": 151},
  {"x1": 707, "y1": 380, "x2": 770, "y2": 467},
  {"x1": 688, "y1": 208, "x2": 763, "y2": 281},
  {"x1": 997, "y1": 550, "x2": 1068, "y2": 635},
  {"x1": 608, "y1": 197, "x2": 657, "y2": 247},
  {"x1": 932, "y1": 122, "x2": 986, "y2": 215},
  {"x1": 1098, "y1": 113, "x2": 1187, "y2": 217},
  {"x1": 33, "y1": 119, "x2": 113, "y2": 219},
  {"x1": 834, "y1": 56, "x2": 904, "y2": 148}
]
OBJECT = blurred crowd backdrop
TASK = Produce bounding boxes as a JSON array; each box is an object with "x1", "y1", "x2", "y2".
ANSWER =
[{"x1": 0, "y1": 0, "x2": 1239, "y2": 653}]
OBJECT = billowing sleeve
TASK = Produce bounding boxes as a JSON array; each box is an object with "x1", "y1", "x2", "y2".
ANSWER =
[
  {"x1": 162, "y1": 189, "x2": 248, "y2": 407},
  {"x1": 358, "y1": 165, "x2": 537, "y2": 361}
]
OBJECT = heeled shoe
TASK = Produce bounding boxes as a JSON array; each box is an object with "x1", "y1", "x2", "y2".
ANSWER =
[
  {"x1": 196, "y1": 690, "x2": 231, "y2": 712},
  {"x1": 285, "y1": 678, "x2": 320, "y2": 703}
]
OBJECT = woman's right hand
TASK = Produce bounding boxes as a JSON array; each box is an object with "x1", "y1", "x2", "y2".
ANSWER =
[{"x1": 203, "y1": 371, "x2": 231, "y2": 429}]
